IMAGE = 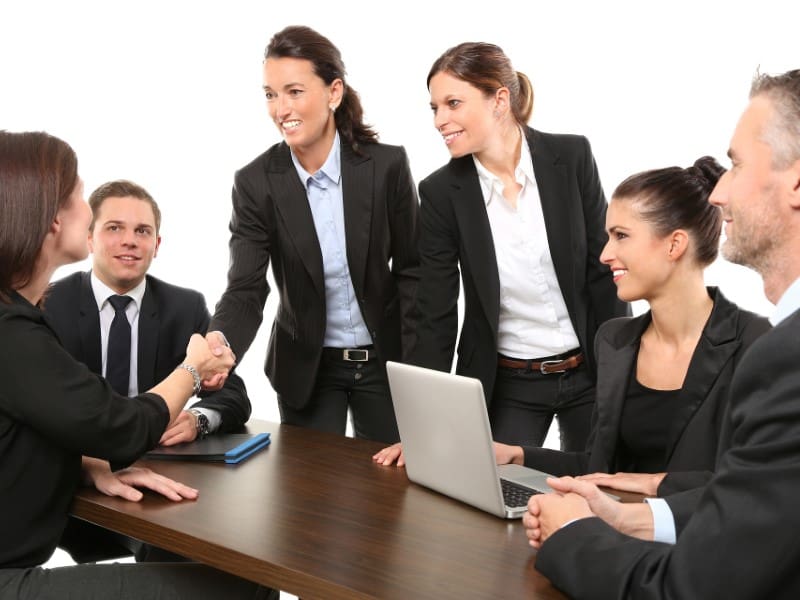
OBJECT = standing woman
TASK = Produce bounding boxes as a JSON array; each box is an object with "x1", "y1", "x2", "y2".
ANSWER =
[
  {"x1": 0, "y1": 131, "x2": 269, "y2": 598},
  {"x1": 376, "y1": 42, "x2": 626, "y2": 464},
  {"x1": 209, "y1": 26, "x2": 418, "y2": 443}
]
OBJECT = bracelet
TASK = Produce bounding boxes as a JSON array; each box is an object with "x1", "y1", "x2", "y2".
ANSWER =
[{"x1": 177, "y1": 363, "x2": 202, "y2": 395}]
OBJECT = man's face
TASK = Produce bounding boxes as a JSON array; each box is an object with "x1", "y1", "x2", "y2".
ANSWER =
[
  {"x1": 88, "y1": 195, "x2": 161, "y2": 294},
  {"x1": 709, "y1": 96, "x2": 789, "y2": 275}
]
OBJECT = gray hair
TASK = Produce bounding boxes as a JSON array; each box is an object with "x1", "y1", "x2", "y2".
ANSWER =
[{"x1": 750, "y1": 69, "x2": 800, "y2": 168}]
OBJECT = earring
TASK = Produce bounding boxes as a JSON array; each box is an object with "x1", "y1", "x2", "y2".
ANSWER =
[
  {"x1": 330, "y1": 104, "x2": 336, "y2": 112},
  {"x1": 493, "y1": 109, "x2": 500, "y2": 118}
]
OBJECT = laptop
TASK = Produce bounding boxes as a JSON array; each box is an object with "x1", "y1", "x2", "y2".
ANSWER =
[{"x1": 386, "y1": 361, "x2": 556, "y2": 519}]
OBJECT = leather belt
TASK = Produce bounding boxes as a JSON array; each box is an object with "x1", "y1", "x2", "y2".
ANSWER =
[
  {"x1": 322, "y1": 346, "x2": 376, "y2": 362},
  {"x1": 497, "y1": 351, "x2": 584, "y2": 374}
]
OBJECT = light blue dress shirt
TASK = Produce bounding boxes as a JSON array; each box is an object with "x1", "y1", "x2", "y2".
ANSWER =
[{"x1": 290, "y1": 132, "x2": 371, "y2": 348}]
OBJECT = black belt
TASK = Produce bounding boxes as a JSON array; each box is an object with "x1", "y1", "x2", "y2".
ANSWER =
[
  {"x1": 322, "y1": 346, "x2": 376, "y2": 362},
  {"x1": 497, "y1": 350, "x2": 584, "y2": 374}
]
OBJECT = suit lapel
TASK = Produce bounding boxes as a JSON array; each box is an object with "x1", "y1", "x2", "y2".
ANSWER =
[
  {"x1": 341, "y1": 144, "x2": 372, "y2": 296},
  {"x1": 269, "y1": 143, "x2": 325, "y2": 300},
  {"x1": 450, "y1": 157, "x2": 500, "y2": 333},
  {"x1": 529, "y1": 129, "x2": 578, "y2": 324},
  {"x1": 137, "y1": 278, "x2": 159, "y2": 392},
  {"x1": 78, "y1": 272, "x2": 102, "y2": 374}
]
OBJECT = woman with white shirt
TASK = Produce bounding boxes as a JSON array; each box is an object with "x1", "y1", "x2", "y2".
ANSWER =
[{"x1": 374, "y1": 42, "x2": 627, "y2": 465}]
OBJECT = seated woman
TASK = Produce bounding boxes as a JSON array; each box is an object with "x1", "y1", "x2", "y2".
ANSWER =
[
  {"x1": 493, "y1": 156, "x2": 771, "y2": 497},
  {"x1": 0, "y1": 131, "x2": 271, "y2": 598}
]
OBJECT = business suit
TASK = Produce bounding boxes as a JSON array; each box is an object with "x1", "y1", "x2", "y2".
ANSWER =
[
  {"x1": 535, "y1": 307, "x2": 800, "y2": 599},
  {"x1": 412, "y1": 127, "x2": 628, "y2": 447},
  {"x1": 521, "y1": 288, "x2": 770, "y2": 489},
  {"x1": 210, "y1": 138, "x2": 418, "y2": 440}
]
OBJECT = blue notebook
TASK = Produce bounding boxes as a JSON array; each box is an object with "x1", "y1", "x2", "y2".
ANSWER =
[{"x1": 145, "y1": 432, "x2": 271, "y2": 464}]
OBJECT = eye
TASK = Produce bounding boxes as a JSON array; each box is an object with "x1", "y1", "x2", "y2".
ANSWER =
[
  {"x1": 447, "y1": 99, "x2": 461, "y2": 109},
  {"x1": 107, "y1": 224, "x2": 119, "y2": 232},
  {"x1": 135, "y1": 227, "x2": 151, "y2": 236},
  {"x1": 612, "y1": 231, "x2": 628, "y2": 240},
  {"x1": 289, "y1": 88, "x2": 304, "y2": 97},
  {"x1": 264, "y1": 90, "x2": 276, "y2": 101}
]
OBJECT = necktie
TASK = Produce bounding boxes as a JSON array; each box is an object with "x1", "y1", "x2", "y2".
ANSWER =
[{"x1": 106, "y1": 295, "x2": 133, "y2": 395}]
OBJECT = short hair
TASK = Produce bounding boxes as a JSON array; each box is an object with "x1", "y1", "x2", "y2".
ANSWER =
[
  {"x1": 427, "y1": 42, "x2": 534, "y2": 125},
  {"x1": 88, "y1": 179, "x2": 161, "y2": 234},
  {"x1": 750, "y1": 69, "x2": 800, "y2": 168},
  {"x1": 613, "y1": 156, "x2": 725, "y2": 267},
  {"x1": 0, "y1": 130, "x2": 78, "y2": 302}
]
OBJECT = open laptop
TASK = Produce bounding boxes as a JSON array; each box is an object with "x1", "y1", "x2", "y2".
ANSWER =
[{"x1": 386, "y1": 361, "x2": 556, "y2": 519}]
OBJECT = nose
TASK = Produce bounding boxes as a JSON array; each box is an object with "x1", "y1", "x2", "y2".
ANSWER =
[
  {"x1": 709, "y1": 170, "x2": 730, "y2": 207},
  {"x1": 120, "y1": 228, "x2": 137, "y2": 247},
  {"x1": 599, "y1": 238, "x2": 613, "y2": 265},
  {"x1": 433, "y1": 108, "x2": 447, "y2": 132},
  {"x1": 274, "y1": 94, "x2": 291, "y2": 121}
]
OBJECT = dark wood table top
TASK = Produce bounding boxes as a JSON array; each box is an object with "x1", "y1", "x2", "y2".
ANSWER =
[{"x1": 71, "y1": 421, "x2": 568, "y2": 599}]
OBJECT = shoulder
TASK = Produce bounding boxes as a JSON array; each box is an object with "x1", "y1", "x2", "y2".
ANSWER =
[
  {"x1": 145, "y1": 275, "x2": 205, "y2": 306},
  {"x1": 527, "y1": 127, "x2": 592, "y2": 158},
  {"x1": 420, "y1": 156, "x2": 474, "y2": 193},
  {"x1": 47, "y1": 270, "x2": 86, "y2": 298},
  {"x1": 358, "y1": 141, "x2": 407, "y2": 162},
  {"x1": 707, "y1": 287, "x2": 771, "y2": 346},
  {"x1": 235, "y1": 141, "x2": 288, "y2": 182},
  {"x1": 596, "y1": 312, "x2": 649, "y2": 347}
]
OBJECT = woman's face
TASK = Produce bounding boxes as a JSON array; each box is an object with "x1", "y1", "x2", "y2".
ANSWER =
[
  {"x1": 429, "y1": 71, "x2": 497, "y2": 158},
  {"x1": 600, "y1": 198, "x2": 676, "y2": 302},
  {"x1": 53, "y1": 179, "x2": 92, "y2": 265},
  {"x1": 263, "y1": 56, "x2": 341, "y2": 155}
]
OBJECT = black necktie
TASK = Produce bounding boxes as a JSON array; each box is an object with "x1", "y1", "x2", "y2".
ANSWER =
[{"x1": 106, "y1": 295, "x2": 133, "y2": 395}]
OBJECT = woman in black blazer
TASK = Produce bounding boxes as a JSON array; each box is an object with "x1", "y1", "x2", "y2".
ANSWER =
[
  {"x1": 374, "y1": 42, "x2": 626, "y2": 466},
  {"x1": 208, "y1": 26, "x2": 419, "y2": 443},
  {"x1": 495, "y1": 157, "x2": 771, "y2": 497},
  {"x1": 0, "y1": 131, "x2": 269, "y2": 598}
]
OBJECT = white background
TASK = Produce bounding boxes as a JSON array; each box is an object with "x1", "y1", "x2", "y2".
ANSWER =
[{"x1": 2, "y1": 0, "x2": 794, "y2": 428}]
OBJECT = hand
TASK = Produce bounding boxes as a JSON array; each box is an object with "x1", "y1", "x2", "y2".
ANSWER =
[
  {"x1": 159, "y1": 410, "x2": 198, "y2": 446},
  {"x1": 372, "y1": 443, "x2": 405, "y2": 467},
  {"x1": 523, "y1": 484, "x2": 593, "y2": 549},
  {"x1": 201, "y1": 332, "x2": 230, "y2": 391},
  {"x1": 494, "y1": 442, "x2": 524, "y2": 465},
  {"x1": 576, "y1": 471, "x2": 666, "y2": 496},
  {"x1": 185, "y1": 333, "x2": 235, "y2": 383},
  {"x1": 82, "y1": 457, "x2": 198, "y2": 502}
]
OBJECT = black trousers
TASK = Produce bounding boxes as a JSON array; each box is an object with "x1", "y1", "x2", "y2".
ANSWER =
[
  {"x1": 488, "y1": 361, "x2": 595, "y2": 450},
  {"x1": 278, "y1": 351, "x2": 400, "y2": 443}
]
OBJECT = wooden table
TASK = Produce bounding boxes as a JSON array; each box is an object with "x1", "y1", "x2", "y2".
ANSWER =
[{"x1": 71, "y1": 421, "x2": 568, "y2": 599}]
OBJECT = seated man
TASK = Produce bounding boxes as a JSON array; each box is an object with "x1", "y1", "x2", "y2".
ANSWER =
[{"x1": 46, "y1": 179, "x2": 251, "y2": 562}]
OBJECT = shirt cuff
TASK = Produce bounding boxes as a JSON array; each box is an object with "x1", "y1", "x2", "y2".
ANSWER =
[
  {"x1": 192, "y1": 407, "x2": 222, "y2": 433},
  {"x1": 644, "y1": 497, "x2": 677, "y2": 544}
]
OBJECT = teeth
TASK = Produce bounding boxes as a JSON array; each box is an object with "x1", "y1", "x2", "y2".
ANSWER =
[
  {"x1": 118, "y1": 256, "x2": 137, "y2": 261},
  {"x1": 443, "y1": 131, "x2": 462, "y2": 142},
  {"x1": 613, "y1": 269, "x2": 626, "y2": 277},
  {"x1": 282, "y1": 120, "x2": 301, "y2": 129}
]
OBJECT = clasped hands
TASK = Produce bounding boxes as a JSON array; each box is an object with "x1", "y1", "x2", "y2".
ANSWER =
[{"x1": 197, "y1": 331, "x2": 233, "y2": 391}]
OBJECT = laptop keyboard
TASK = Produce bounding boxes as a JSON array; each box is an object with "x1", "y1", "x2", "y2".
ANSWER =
[{"x1": 501, "y1": 479, "x2": 542, "y2": 508}]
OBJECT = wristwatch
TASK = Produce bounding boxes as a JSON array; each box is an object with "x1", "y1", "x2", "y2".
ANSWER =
[{"x1": 188, "y1": 408, "x2": 210, "y2": 439}]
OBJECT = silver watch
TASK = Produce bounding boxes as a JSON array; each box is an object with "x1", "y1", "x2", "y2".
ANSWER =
[{"x1": 188, "y1": 408, "x2": 210, "y2": 439}]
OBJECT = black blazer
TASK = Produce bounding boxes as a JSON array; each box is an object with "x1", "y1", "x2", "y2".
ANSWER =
[
  {"x1": 535, "y1": 308, "x2": 800, "y2": 600},
  {"x1": 522, "y1": 288, "x2": 770, "y2": 487},
  {"x1": 210, "y1": 139, "x2": 419, "y2": 410},
  {"x1": 45, "y1": 272, "x2": 251, "y2": 431},
  {"x1": 411, "y1": 127, "x2": 628, "y2": 402}
]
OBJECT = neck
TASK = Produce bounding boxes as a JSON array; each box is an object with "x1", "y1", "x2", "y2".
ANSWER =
[
  {"x1": 292, "y1": 122, "x2": 337, "y2": 174},
  {"x1": 16, "y1": 263, "x2": 56, "y2": 306},
  {"x1": 474, "y1": 122, "x2": 522, "y2": 179},
  {"x1": 646, "y1": 273, "x2": 713, "y2": 344}
]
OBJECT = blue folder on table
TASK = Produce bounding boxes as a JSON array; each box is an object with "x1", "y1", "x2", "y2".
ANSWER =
[{"x1": 145, "y1": 432, "x2": 271, "y2": 464}]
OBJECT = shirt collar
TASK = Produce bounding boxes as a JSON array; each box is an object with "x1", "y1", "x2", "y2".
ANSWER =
[
  {"x1": 290, "y1": 130, "x2": 342, "y2": 189},
  {"x1": 771, "y1": 276, "x2": 800, "y2": 325},
  {"x1": 472, "y1": 128, "x2": 534, "y2": 206},
  {"x1": 91, "y1": 271, "x2": 147, "y2": 312}
]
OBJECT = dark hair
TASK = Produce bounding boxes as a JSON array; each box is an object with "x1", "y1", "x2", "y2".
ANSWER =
[
  {"x1": 265, "y1": 26, "x2": 378, "y2": 154},
  {"x1": 613, "y1": 156, "x2": 725, "y2": 267},
  {"x1": 427, "y1": 42, "x2": 534, "y2": 125},
  {"x1": 750, "y1": 69, "x2": 800, "y2": 168},
  {"x1": 89, "y1": 179, "x2": 161, "y2": 234},
  {"x1": 0, "y1": 130, "x2": 78, "y2": 302}
]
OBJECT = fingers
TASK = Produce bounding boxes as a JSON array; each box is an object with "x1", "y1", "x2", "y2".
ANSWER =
[
  {"x1": 159, "y1": 411, "x2": 198, "y2": 446},
  {"x1": 206, "y1": 331, "x2": 227, "y2": 357},
  {"x1": 372, "y1": 443, "x2": 405, "y2": 467},
  {"x1": 201, "y1": 372, "x2": 227, "y2": 391},
  {"x1": 522, "y1": 509, "x2": 542, "y2": 549},
  {"x1": 116, "y1": 467, "x2": 199, "y2": 502}
]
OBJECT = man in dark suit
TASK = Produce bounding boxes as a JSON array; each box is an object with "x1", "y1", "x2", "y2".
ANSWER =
[
  {"x1": 46, "y1": 179, "x2": 251, "y2": 562},
  {"x1": 523, "y1": 69, "x2": 800, "y2": 598}
]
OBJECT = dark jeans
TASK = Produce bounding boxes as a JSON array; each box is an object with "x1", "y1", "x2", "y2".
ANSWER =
[
  {"x1": 0, "y1": 563, "x2": 276, "y2": 600},
  {"x1": 489, "y1": 361, "x2": 595, "y2": 450},
  {"x1": 279, "y1": 352, "x2": 400, "y2": 443}
]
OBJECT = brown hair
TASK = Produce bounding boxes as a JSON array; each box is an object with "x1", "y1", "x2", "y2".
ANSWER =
[
  {"x1": 0, "y1": 130, "x2": 78, "y2": 302},
  {"x1": 88, "y1": 179, "x2": 161, "y2": 234},
  {"x1": 265, "y1": 26, "x2": 378, "y2": 154},
  {"x1": 750, "y1": 69, "x2": 800, "y2": 168},
  {"x1": 613, "y1": 156, "x2": 725, "y2": 267},
  {"x1": 427, "y1": 42, "x2": 534, "y2": 125}
]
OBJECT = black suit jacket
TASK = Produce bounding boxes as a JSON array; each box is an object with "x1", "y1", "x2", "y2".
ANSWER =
[
  {"x1": 521, "y1": 288, "x2": 770, "y2": 488},
  {"x1": 536, "y1": 307, "x2": 800, "y2": 600},
  {"x1": 411, "y1": 127, "x2": 629, "y2": 402},
  {"x1": 45, "y1": 272, "x2": 251, "y2": 431},
  {"x1": 210, "y1": 139, "x2": 419, "y2": 409}
]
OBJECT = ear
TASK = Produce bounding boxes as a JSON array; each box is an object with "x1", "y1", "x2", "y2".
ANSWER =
[
  {"x1": 666, "y1": 229, "x2": 689, "y2": 262},
  {"x1": 329, "y1": 78, "x2": 344, "y2": 110},
  {"x1": 786, "y1": 157, "x2": 800, "y2": 209},
  {"x1": 153, "y1": 235, "x2": 162, "y2": 258},
  {"x1": 493, "y1": 86, "x2": 511, "y2": 117},
  {"x1": 87, "y1": 230, "x2": 95, "y2": 254}
]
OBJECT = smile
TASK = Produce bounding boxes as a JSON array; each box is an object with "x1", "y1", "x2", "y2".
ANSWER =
[
  {"x1": 442, "y1": 130, "x2": 463, "y2": 145},
  {"x1": 612, "y1": 269, "x2": 627, "y2": 282},
  {"x1": 281, "y1": 120, "x2": 301, "y2": 130}
]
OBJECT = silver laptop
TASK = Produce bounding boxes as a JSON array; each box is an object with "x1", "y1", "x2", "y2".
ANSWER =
[{"x1": 386, "y1": 361, "x2": 556, "y2": 519}]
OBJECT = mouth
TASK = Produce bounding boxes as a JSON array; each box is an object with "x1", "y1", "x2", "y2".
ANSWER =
[
  {"x1": 281, "y1": 119, "x2": 301, "y2": 131},
  {"x1": 612, "y1": 269, "x2": 627, "y2": 283},
  {"x1": 441, "y1": 130, "x2": 463, "y2": 146},
  {"x1": 115, "y1": 254, "x2": 140, "y2": 264}
]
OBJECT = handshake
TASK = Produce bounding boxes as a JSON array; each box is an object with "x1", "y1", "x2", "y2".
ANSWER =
[{"x1": 183, "y1": 331, "x2": 237, "y2": 391}]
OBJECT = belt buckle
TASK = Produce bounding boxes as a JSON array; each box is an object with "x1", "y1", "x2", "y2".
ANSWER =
[
  {"x1": 343, "y1": 348, "x2": 369, "y2": 362},
  {"x1": 539, "y1": 359, "x2": 566, "y2": 374}
]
